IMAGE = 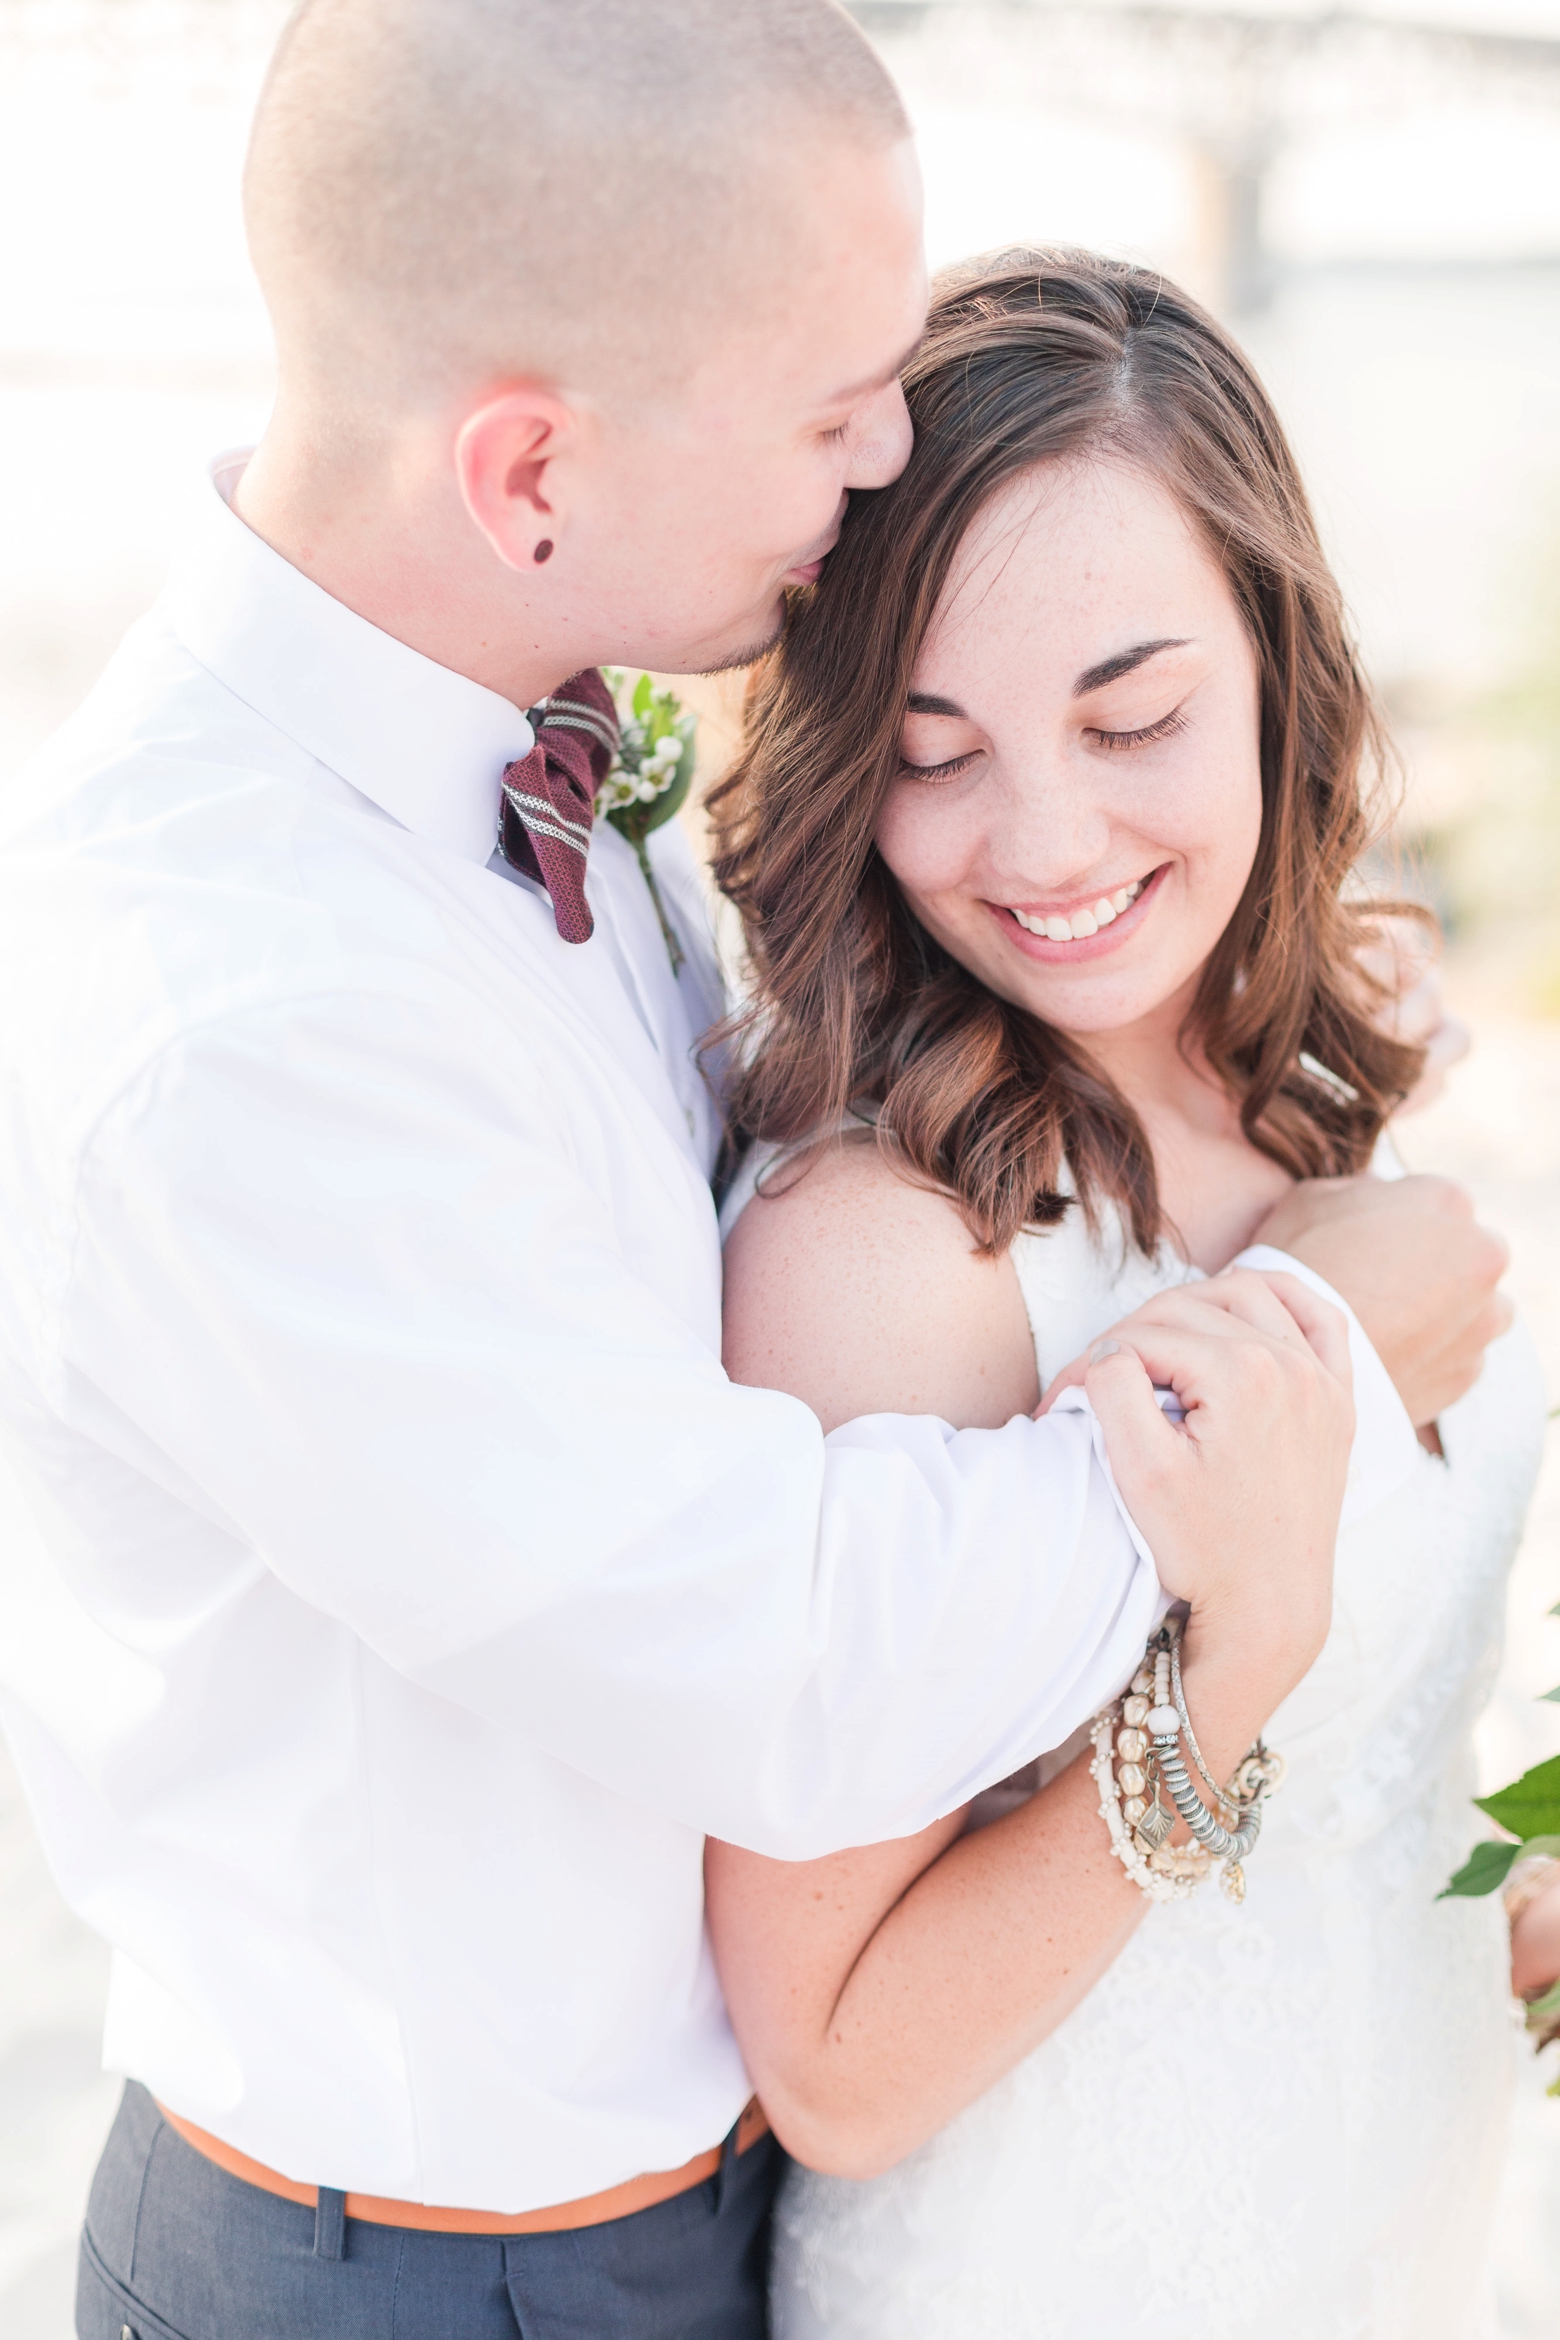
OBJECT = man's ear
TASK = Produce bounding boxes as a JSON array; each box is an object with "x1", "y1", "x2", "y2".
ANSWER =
[{"x1": 455, "y1": 387, "x2": 581, "y2": 571}]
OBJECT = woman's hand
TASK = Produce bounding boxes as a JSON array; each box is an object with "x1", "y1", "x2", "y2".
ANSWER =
[
  {"x1": 1510, "y1": 1872, "x2": 1560, "y2": 2002},
  {"x1": 1041, "y1": 1268, "x2": 1352, "y2": 1725}
]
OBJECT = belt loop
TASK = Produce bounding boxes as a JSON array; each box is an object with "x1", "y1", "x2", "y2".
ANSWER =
[
  {"x1": 314, "y1": 2185, "x2": 346, "y2": 2261},
  {"x1": 710, "y1": 2118, "x2": 741, "y2": 2217}
]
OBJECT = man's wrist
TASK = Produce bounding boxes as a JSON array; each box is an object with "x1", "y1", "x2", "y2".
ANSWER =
[{"x1": 1230, "y1": 1242, "x2": 1419, "y2": 1523}]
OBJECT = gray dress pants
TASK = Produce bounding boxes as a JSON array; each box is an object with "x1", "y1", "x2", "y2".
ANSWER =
[{"x1": 78, "y1": 2082, "x2": 778, "y2": 2339}]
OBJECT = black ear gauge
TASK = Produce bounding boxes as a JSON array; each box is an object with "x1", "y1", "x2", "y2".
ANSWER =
[{"x1": 534, "y1": 539, "x2": 555, "y2": 564}]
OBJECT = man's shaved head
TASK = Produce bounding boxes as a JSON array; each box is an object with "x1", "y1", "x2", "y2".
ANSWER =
[
  {"x1": 236, "y1": 0, "x2": 922, "y2": 702},
  {"x1": 246, "y1": 0, "x2": 909, "y2": 414}
]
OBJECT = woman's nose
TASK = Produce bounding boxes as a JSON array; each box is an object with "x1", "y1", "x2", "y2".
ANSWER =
[{"x1": 983, "y1": 756, "x2": 1112, "y2": 896}]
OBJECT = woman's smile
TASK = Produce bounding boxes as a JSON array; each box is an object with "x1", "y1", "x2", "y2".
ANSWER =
[{"x1": 991, "y1": 864, "x2": 1164, "y2": 960}]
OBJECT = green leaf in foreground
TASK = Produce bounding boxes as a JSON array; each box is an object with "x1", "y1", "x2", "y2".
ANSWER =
[
  {"x1": 1542, "y1": 1683, "x2": 1560, "y2": 1703},
  {"x1": 1527, "y1": 1975, "x2": 1560, "y2": 2027},
  {"x1": 1475, "y1": 1753, "x2": 1560, "y2": 1840},
  {"x1": 1439, "y1": 1840, "x2": 1521, "y2": 1899},
  {"x1": 1441, "y1": 1831, "x2": 1560, "y2": 1901}
]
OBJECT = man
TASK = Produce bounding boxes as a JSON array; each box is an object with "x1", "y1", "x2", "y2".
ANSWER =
[{"x1": 0, "y1": 4, "x2": 1506, "y2": 2335}]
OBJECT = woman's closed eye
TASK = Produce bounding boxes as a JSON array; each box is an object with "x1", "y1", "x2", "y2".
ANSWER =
[
  {"x1": 897, "y1": 697, "x2": 1191, "y2": 777},
  {"x1": 1084, "y1": 704, "x2": 1189, "y2": 752},
  {"x1": 897, "y1": 747, "x2": 983, "y2": 783}
]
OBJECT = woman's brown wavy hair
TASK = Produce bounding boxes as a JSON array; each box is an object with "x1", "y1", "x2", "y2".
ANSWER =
[{"x1": 709, "y1": 248, "x2": 1427, "y2": 1256}]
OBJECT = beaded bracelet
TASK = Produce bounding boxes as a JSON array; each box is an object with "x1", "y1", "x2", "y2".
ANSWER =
[
  {"x1": 1091, "y1": 1705, "x2": 1208, "y2": 1902},
  {"x1": 1093, "y1": 1620, "x2": 1285, "y2": 1906},
  {"x1": 1158, "y1": 1632, "x2": 1285, "y2": 1897}
]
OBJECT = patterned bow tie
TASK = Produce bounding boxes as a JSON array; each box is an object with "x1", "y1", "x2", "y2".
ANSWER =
[{"x1": 499, "y1": 669, "x2": 620, "y2": 943}]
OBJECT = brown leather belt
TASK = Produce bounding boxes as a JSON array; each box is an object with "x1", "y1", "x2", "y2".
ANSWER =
[{"x1": 158, "y1": 2099, "x2": 771, "y2": 2235}]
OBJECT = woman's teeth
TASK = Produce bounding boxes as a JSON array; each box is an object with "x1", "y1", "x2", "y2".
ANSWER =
[{"x1": 1011, "y1": 880, "x2": 1144, "y2": 943}]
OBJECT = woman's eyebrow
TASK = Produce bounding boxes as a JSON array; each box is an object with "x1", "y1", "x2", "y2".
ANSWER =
[
  {"x1": 1073, "y1": 638, "x2": 1190, "y2": 695},
  {"x1": 907, "y1": 641, "x2": 1192, "y2": 720}
]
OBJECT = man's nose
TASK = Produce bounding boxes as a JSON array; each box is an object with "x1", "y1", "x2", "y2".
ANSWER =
[{"x1": 844, "y1": 377, "x2": 913, "y2": 491}]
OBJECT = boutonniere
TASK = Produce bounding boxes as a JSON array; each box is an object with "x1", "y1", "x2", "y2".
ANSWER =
[{"x1": 597, "y1": 670, "x2": 697, "y2": 974}]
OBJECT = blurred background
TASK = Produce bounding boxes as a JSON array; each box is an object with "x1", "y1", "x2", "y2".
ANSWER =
[{"x1": 0, "y1": 0, "x2": 1557, "y2": 2331}]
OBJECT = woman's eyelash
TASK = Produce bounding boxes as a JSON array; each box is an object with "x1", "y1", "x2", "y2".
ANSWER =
[
  {"x1": 1087, "y1": 707, "x2": 1188, "y2": 751},
  {"x1": 899, "y1": 706, "x2": 1187, "y2": 775},
  {"x1": 897, "y1": 751, "x2": 981, "y2": 783},
  {"x1": 900, "y1": 706, "x2": 1187, "y2": 776}
]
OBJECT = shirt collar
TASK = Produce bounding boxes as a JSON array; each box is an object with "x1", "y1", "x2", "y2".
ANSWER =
[{"x1": 160, "y1": 454, "x2": 535, "y2": 864}]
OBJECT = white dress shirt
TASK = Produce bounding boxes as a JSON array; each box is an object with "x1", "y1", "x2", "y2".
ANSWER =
[{"x1": 0, "y1": 466, "x2": 1417, "y2": 2211}]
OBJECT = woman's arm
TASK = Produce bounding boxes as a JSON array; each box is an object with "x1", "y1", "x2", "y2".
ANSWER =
[
  {"x1": 720, "y1": 1134, "x2": 1040, "y2": 1431},
  {"x1": 713, "y1": 1143, "x2": 1339, "y2": 2177},
  {"x1": 706, "y1": 1744, "x2": 1141, "y2": 2177}
]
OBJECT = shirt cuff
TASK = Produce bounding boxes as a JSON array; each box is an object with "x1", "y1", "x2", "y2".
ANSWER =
[
  {"x1": 1231, "y1": 1242, "x2": 1422, "y2": 1525},
  {"x1": 1046, "y1": 1382, "x2": 1175, "y2": 1629}
]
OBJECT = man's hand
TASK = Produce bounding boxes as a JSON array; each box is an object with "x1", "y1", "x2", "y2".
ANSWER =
[
  {"x1": 1043, "y1": 1270, "x2": 1353, "y2": 1707},
  {"x1": 1251, "y1": 1175, "x2": 1510, "y2": 1427},
  {"x1": 1359, "y1": 912, "x2": 1470, "y2": 1118}
]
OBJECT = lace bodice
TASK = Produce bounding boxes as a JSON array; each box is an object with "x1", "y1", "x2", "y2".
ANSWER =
[{"x1": 771, "y1": 1193, "x2": 1546, "y2": 2340}]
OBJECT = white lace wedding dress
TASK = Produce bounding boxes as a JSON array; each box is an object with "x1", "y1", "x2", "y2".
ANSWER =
[{"x1": 768, "y1": 1188, "x2": 1546, "y2": 2340}]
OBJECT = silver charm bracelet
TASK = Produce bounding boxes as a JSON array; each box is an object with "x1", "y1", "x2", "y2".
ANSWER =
[{"x1": 1094, "y1": 1618, "x2": 1285, "y2": 1906}]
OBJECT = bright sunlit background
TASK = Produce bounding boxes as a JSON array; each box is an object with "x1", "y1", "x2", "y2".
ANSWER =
[{"x1": 1, "y1": 3, "x2": 1558, "y2": 2333}]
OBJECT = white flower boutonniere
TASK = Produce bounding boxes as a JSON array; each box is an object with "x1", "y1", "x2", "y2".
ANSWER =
[{"x1": 597, "y1": 670, "x2": 697, "y2": 974}]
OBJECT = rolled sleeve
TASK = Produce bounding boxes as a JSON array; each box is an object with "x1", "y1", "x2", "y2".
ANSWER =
[{"x1": 64, "y1": 985, "x2": 1161, "y2": 1857}]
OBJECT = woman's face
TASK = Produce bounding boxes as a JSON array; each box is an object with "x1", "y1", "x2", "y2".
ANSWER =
[{"x1": 876, "y1": 459, "x2": 1264, "y2": 1048}]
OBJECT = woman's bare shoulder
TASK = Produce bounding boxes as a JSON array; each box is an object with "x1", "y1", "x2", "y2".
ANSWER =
[{"x1": 721, "y1": 1137, "x2": 1040, "y2": 1432}]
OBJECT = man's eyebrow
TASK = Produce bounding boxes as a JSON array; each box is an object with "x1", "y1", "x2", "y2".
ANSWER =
[
  {"x1": 1073, "y1": 638, "x2": 1191, "y2": 696},
  {"x1": 905, "y1": 691, "x2": 966, "y2": 718},
  {"x1": 820, "y1": 333, "x2": 926, "y2": 410}
]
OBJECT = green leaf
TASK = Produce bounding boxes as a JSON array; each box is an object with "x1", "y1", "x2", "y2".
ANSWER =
[
  {"x1": 1475, "y1": 1753, "x2": 1560, "y2": 1840},
  {"x1": 1438, "y1": 1839, "x2": 1520, "y2": 1898},
  {"x1": 1527, "y1": 1975, "x2": 1560, "y2": 2027},
  {"x1": 632, "y1": 672, "x2": 654, "y2": 721},
  {"x1": 1541, "y1": 1683, "x2": 1560, "y2": 1702},
  {"x1": 1548, "y1": 1599, "x2": 1560, "y2": 1617},
  {"x1": 642, "y1": 762, "x2": 693, "y2": 835}
]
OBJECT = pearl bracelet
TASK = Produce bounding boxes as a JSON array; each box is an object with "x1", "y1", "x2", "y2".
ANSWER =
[
  {"x1": 1093, "y1": 1621, "x2": 1285, "y2": 1906},
  {"x1": 1091, "y1": 1707, "x2": 1207, "y2": 1902}
]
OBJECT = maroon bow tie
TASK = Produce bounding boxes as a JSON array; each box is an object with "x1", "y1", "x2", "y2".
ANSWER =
[{"x1": 499, "y1": 669, "x2": 620, "y2": 943}]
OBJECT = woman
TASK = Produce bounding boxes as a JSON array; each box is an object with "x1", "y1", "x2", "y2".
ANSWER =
[{"x1": 707, "y1": 252, "x2": 1552, "y2": 2338}]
